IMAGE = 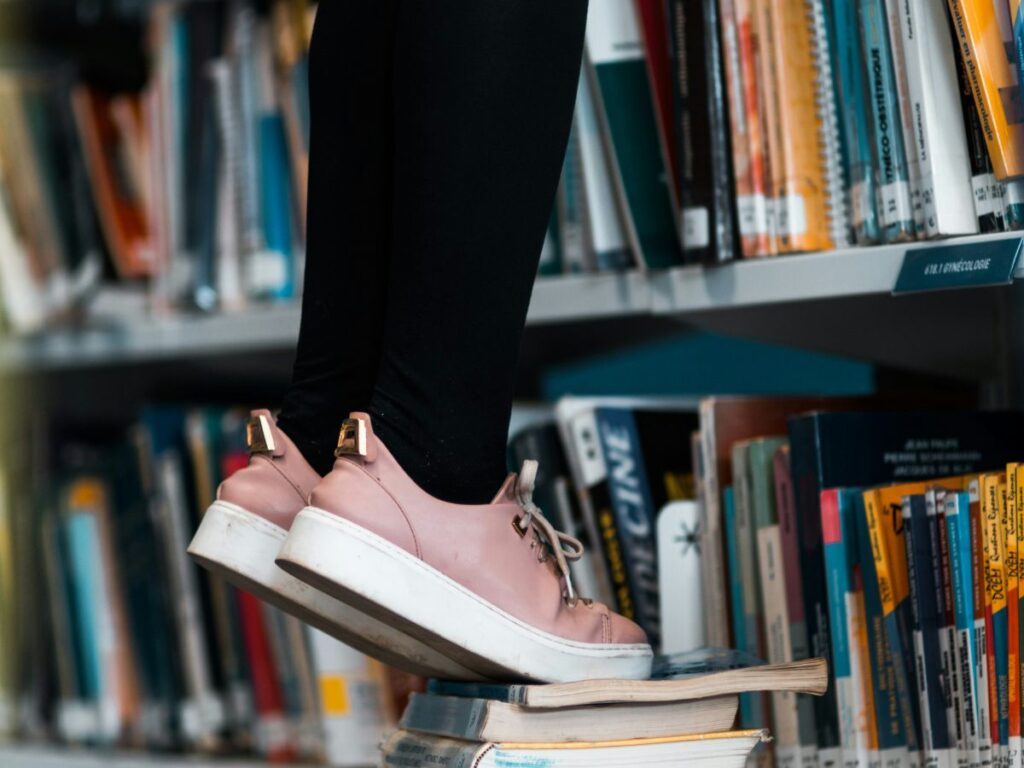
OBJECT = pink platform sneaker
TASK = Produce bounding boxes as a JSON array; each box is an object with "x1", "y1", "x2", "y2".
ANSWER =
[
  {"x1": 275, "y1": 412, "x2": 654, "y2": 683},
  {"x1": 187, "y1": 409, "x2": 476, "y2": 680}
]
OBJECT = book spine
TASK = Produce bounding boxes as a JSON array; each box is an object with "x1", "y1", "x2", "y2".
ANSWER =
[
  {"x1": 971, "y1": 479, "x2": 996, "y2": 767},
  {"x1": 897, "y1": 0, "x2": 979, "y2": 238},
  {"x1": 720, "y1": 0, "x2": 770, "y2": 256},
  {"x1": 883, "y1": 0, "x2": 924, "y2": 237},
  {"x1": 556, "y1": 108, "x2": 593, "y2": 274},
  {"x1": 573, "y1": 62, "x2": 629, "y2": 271},
  {"x1": 811, "y1": 0, "x2": 853, "y2": 250},
  {"x1": 752, "y1": 0, "x2": 785, "y2": 252},
  {"x1": 726, "y1": 486, "x2": 759, "y2": 731},
  {"x1": 854, "y1": 492, "x2": 909, "y2": 766},
  {"x1": 948, "y1": 492, "x2": 983, "y2": 768},
  {"x1": 776, "y1": 448, "x2": 821, "y2": 763},
  {"x1": 934, "y1": 492, "x2": 971, "y2": 768},
  {"x1": 1015, "y1": 466, "x2": 1024, "y2": 768},
  {"x1": 827, "y1": 0, "x2": 882, "y2": 244},
  {"x1": 594, "y1": 409, "x2": 661, "y2": 645},
  {"x1": 906, "y1": 494, "x2": 956, "y2": 767},
  {"x1": 945, "y1": 6, "x2": 1004, "y2": 234},
  {"x1": 945, "y1": 0, "x2": 1024, "y2": 181},
  {"x1": 859, "y1": 0, "x2": 915, "y2": 242},
  {"x1": 823, "y1": 490, "x2": 869, "y2": 768},
  {"x1": 983, "y1": 474, "x2": 1009, "y2": 767},
  {"x1": 768, "y1": 0, "x2": 836, "y2": 253},
  {"x1": 864, "y1": 489, "x2": 922, "y2": 760},
  {"x1": 588, "y1": 1, "x2": 681, "y2": 268},
  {"x1": 789, "y1": 416, "x2": 841, "y2": 764},
  {"x1": 1006, "y1": 469, "x2": 1021, "y2": 768},
  {"x1": 698, "y1": 400, "x2": 730, "y2": 648}
]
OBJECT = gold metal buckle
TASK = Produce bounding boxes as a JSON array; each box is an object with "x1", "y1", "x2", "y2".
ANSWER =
[
  {"x1": 246, "y1": 414, "x2": 276, "y2": 454},
  {"x1": 335, "y1": 418, "x2": 368, "y2": 458},
  {"x1": 511, "y1": 514, "x2": 529, "y2": 538}
]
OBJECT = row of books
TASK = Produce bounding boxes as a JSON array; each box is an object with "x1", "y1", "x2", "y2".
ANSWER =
[
  {"x1": 513, "y1": 396, "x2": 1024, "y2": 766},
  {"x1": 0, "y1": 0, "x2": 314, "y2": 334},
  {"x1": 545, "y1": 0, "x2": 1024, "y2": 273},
  {"x1": 0, "y1": 405, "x2": 415, "y2": 766}
]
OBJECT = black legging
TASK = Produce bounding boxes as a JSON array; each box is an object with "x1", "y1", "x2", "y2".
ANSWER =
[{"x1": 276, "y1": 2, "x2": 588, "y2": 503}]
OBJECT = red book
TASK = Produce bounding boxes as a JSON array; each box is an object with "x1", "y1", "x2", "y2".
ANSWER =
[{"x1": 634, "y1": 0, "x2": 680, "y2": 202}]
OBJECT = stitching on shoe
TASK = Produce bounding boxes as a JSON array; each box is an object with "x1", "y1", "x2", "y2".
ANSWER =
[
  {"x1": 337, "y1": 459, "x2": 422, "y2": 559},
  {"x1": 601, "y1": 612, "x2": 611, "y2": 644},
  {"x1": 254, "y1": 454, "x2": 309, "y2": 503}
]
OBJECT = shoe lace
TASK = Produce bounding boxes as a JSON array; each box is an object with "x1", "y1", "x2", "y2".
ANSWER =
[{"x1": 513, "y1": 460, "x2": 587, "y2": 607}]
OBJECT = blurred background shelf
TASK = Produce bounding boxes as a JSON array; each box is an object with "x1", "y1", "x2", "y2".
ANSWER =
[
  {"x1": 0, "y1": 744, "x2": 298, "y2": 768},
  {"x1": 2, "y1": 233, "x2": 1021, "y2": 377}
]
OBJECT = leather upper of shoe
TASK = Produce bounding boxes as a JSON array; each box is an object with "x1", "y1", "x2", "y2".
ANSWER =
[
  {"x1": 308, "y1": 412, "x2": 649, "y2": 648},
  {"x1": 216, "y1": 409, "x2": 320, "y2": 530}
]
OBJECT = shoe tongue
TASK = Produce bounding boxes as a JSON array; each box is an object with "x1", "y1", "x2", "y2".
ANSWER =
[{"x1": 492, "y1": 474, "x2": 518, "y2": 504}]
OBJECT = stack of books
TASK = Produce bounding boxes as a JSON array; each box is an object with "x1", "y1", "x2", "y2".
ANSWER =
[{"x1": 381, "y1": 650, "x2": 827, "y2": 767}]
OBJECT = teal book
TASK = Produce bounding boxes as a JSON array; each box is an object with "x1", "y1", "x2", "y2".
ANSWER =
[
  {"x1": 853, "y1": 490, "x2": 909, "y2": 766},
  {"x1": 827, "y1": 0, "x2": 881, "y2": 245},
  {"x1": 821, "y1": 488, "x2": 872, "y2": 767},
  {"x1": 724, "y1": 486, "x2": 758, "y2": 730},
  {"x1": 63, "y1": 511, "x2": 102, "y2": 705},
  {"x1": 258, "y1": 113, "x2": 296, "y2": 300},
  {"x1": 946, "y1": 491, "x2": 982, "y2": 766},
  {"x1": 584, "y1": 1, "x2": 682, "y2": 268},
  {"x1": 858, "y1": 0, "x2": 915, "y2": 242}
]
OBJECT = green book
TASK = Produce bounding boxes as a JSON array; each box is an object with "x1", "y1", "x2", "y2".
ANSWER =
[{"x1": 584, "y1": 2, "x2": 682, "y2": 268}]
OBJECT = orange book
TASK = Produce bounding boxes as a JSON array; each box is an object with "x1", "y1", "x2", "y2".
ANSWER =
[
  {"x1": 765, "y1": 0, "x2": 835, "y2": 252},
  {"x1": 751, "y1": 0, "x2": 784, "y2": 254},
  {"x1": 720, "y1": 0, "x2": 773, "y2": 257},
  {"x1": 946, "y1": 0, "x2": 1024, "y2": 180}
]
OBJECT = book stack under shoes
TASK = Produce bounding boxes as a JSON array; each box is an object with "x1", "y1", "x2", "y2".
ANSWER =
[{"x1": 379, "y1": 650, "x2": 828, "y2": 767}]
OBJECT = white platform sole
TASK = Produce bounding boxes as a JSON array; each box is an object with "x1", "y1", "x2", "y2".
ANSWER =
[
  {"x1": 276, "y1": 506, "x2": 654, "y2": 683},
  {"x1": 187, "y1": 501, "x2": 477, "y2": 680}
]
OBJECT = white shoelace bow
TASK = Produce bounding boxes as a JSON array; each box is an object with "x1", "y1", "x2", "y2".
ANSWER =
[{"x1": 514, "y1": 460, "x2": 586, "y2": 606}]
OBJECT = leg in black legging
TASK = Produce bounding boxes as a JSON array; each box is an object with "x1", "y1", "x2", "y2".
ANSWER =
[
  {"x1": 368, "y1": 0, "x2": 589, "y2": 503},
  {"x1": 276, "y1": 3, "x2": 398, "y2": 476}
]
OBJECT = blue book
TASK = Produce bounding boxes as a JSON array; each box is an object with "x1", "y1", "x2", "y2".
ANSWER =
[
  {"x1": 857, "y1": 0, "x2": 914, "y2": 242},
  {"x1": 946, "y1": 491, "x2": 983, "y2": 766},
  {"x1": 822, "y1": 487, "x2": 872, "y2": 766},
  {"x1": 826, "y1": 0, "x2": 881, "y2": 245},
  {"x1": 854, "y1": 490, "x2": 909, "y2": 765},
  {"x1": 903, "y1": 494, "x2": 953, "y2": 765},
  {"x1": 725, "y1": 485, "x2": 760, "y2": 731},
  {"x1": 64, "y1": 511, "x2": 102, "y2": 704},
  {"x1": 258, "y1": 113, "x2": 296, "y2": 300}
]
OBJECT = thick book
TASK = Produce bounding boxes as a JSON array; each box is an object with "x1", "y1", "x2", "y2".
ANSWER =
[
  {"x1": 946, "y1": 490, "x2": 983, "y2": 768},
  {"x1": 1004, "y1": 467, "x2": 1021, "y2": 768},
  {"x1": 859, "y1": 0, "x2": 915, "y2": 242},
  {"x1": 821, "y1": 488, "x2": 874, "y2": 768},
  {"x1": 400, "y1": 691, "x2": 737, "y2": 743},
  {"x1": 634, "y1": 0, "x2": 680, "y2": 208},
  {"x1": 946, "y1": 0, "x2": 1024, "y2": 181},
  {"x1": 668, "y1": 0, "x2": 736, "y2": 263},
  {"x1": 902, "y1": 494, "x2": 955, "y2": 767},
  {"x1": 381, "y1": 729, "x2": 772, "y2": 768},
  {"x1": 584, "y1": 1, "x2": 682, "y2": 268},
  {"x1": 893, "y1": 0, "x2": 979, "y2": 238},
  {"x1": 427, "y1": 648, "x2": 827, "y2": 708},
  {"x1": 787, "y1": 410, "x2": 1024, "y2": 768},
  {"x1": 1014, "y1": 464, "x2": 1024, "y2": 768}
]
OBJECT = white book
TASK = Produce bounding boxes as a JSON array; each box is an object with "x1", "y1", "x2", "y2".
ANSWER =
[
  {"x1": 884, "y1": 0, "x2": 924, "y2": 236},
  {"x1": 895, "y1": 0, "x2": 979, "y2": 238},
  {"x1": 307, "y1": 630, "x2": 388, "y2": 768},
  {"x1": 574, "y1": 64, "x2": 630, "y2": 269},
  {"x1": 0, "y1": 178, "x2": 46, "y2": 331},
  {"x1": 657, "y1": 501, "x2": 705, "y2": 655}
]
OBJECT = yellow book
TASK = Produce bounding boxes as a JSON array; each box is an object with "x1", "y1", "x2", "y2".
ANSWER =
[
  {"x1": 766, "y1": 0, "x2": 835, "y2": 252},
  {"x1": 946, "y1": 0, "x2": 1024, "y2": 180},
  {"x1": 1008, "y1": 463, "x2": 1021, "y2": 758}
]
